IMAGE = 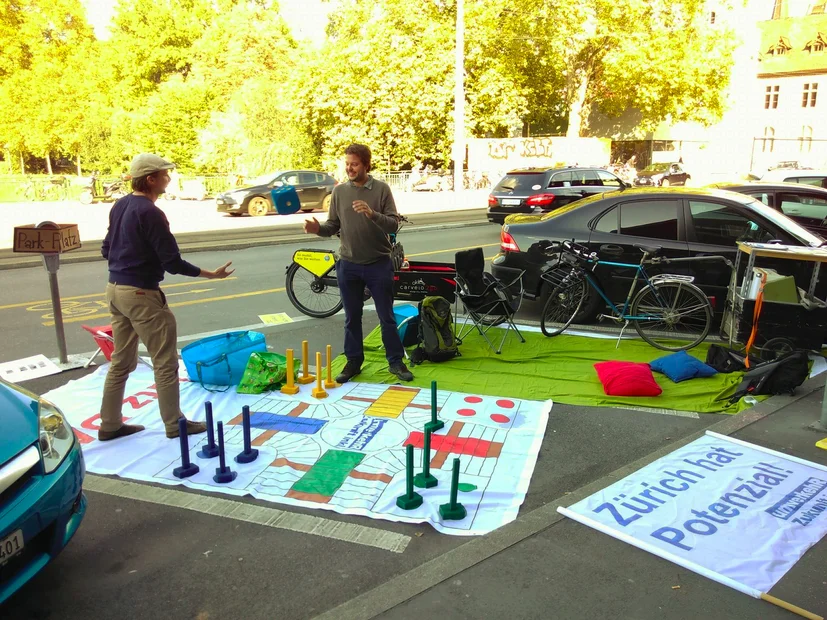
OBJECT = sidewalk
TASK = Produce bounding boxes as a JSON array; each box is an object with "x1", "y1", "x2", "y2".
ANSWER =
[
  {"x1": 324, "y1": 380, "x2": 827, "y2": 620},
  {"x1": 0, "y1": 189, "x2": 490, "y2": 250}
]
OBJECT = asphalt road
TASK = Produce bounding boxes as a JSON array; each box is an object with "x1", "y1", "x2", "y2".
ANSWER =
[{"x1": 4, "y1": 220, "x2": 809, "y2": 620}]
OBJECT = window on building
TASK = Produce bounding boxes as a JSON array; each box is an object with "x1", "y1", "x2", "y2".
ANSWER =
[
  {"x1": 809, "y1": 3, "x2": 825, "y2": 15},
  {"x1": 800, "y1": 125, "x2": 813, "y2": 152},
  {"x1": 767, "y1": 37, "x2": 792, "y2": 55},
  {"x1": 709, "y1": 11, "x2": 716, "y2": 23},
  {"x1": 804, "y1": 32, "x2": 826, "y2": 51},
  {"x1": 765, "y1": 85, "x2": 780, "y2": 109},
  {"x1": 803, "y1": 83, "x2": 818, "y2": 107},
  {"x1": 762, "y1": 126, "x2": 776, "y2": 153}
]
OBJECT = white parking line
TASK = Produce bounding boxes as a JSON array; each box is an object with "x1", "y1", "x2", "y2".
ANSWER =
[{"x1": 84, "y1": 475, "x2": 411, "y2": 554}]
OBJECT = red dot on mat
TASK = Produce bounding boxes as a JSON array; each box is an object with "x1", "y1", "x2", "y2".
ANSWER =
[
  {"x1": 490, "y1": 414, "x2": 511, "y2": 424},
  {"x1": 457, "y1": 408, "x2": 476, "y2": 417},
  {"x1": 464, "y1": 396, "x2": 483, "y2": 403},
  {"x1": 496, "y1": 399, "x2": 515, "y2": 409}
]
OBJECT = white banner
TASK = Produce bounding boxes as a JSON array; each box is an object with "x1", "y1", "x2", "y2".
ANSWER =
[
  {"x1": 45, "y1": 364, "x2": 550, "y2": 536},
  {"x1": 559, "y1": 432, "x2": 827, "y2": 594}
]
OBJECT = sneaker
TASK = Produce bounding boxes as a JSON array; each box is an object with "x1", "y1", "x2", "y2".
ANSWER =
[
  {"x1": 98, "y1": 423, "x2": 145, "y2": 442},
  {"x1": 335, "y1": 360, "x2": 362, "y2": 384},
  {"x1": 166, "y1": 419, "x2": 208, "y2": 439},
  {"x1": 388, "y1": 362, "x2": 414, "y2": 382}
]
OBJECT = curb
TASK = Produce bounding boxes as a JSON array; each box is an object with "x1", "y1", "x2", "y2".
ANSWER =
[
  {"x1": 0, "y1": 209, "x2": 492, "y2": 270},
  {"x1": 313, "y1": 376, "x2": 826, "y2": 620}
]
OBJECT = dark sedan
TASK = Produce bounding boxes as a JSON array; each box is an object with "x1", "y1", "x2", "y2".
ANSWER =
[
  {"x1": 634, "y1": 162, "x2": 690, "y2": 187},
  {"x1": 492, "y1": 187, "x2": 824, "y2": 321},
  {"x1": 487, "y1": 166, "x2": 626, "y2": 224},
  {"x1": 215, "y1": 170, "x2": 337, "y2": 216},
  {"x1": 707, "y1": 181, "x2": 827, "y2": 237}
]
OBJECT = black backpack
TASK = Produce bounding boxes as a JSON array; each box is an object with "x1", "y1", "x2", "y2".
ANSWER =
[
  {"x1": 705, "y1": 345, "x2": 757, "y2": 373},
  {"x1": 729, "y1": 350, "x2": 809, "y2": 402},
  {"x1": 410, "y1": 296, "x2": 460, "y2": 365}
]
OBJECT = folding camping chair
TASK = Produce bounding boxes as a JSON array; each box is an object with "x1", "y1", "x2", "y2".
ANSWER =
[
  {"x1": 81, "y1": 324, "x2": 153, "y2": 369},
  {"x1": 453, "y1": 248, "x2": 526, "y2": 354}
]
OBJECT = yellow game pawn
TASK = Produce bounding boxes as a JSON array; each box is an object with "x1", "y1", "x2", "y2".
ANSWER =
[
  {"x1": 280, "y1": 348, "x2": 300, "y2": 395},
  {"x1": 324, "y1": 344, "x2": 340, "y2": 389},
  {"x1": 297, "y1": 340, "x2": 316, "y2": 384},
  {"x1": 311, "y1": 352, "x2": 328, "y2": 399}
]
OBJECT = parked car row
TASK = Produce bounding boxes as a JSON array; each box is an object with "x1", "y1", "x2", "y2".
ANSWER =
[{"x1": 491, "y1": 185, "x2": 826, "y2": 325}]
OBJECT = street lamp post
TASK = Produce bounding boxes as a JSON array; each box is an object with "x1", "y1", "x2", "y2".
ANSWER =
[{"x1": 453, "y1": 0, "x2": 464, "y2": 195}]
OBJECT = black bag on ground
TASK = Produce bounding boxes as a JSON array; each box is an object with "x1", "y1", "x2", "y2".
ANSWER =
[
  {"x1": 729, "y1": 350, "x2": 809, "y2": 402},
  {"x1": 410, "y1": 296, "x2": 460, "y2": 365},
  {"x1": 705, "y1": 345, "x2": 757, "y2": 373}
]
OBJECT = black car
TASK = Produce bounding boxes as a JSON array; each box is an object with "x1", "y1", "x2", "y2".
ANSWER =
[
  {"x1": 707, "y1": 182, "x2": 827, "y2": 237},
  {"x1": 216, "y1": 170, "x2": 337, "y2": 216},
  {"x1": 492, "y1": 187, "x2": 825, "y2": 321},
  {"x1": 633, "y1": 162, "x2": 691, "y2": 187},
  {"x1": 487, "y1": 166, "x2": 626, "y2": 224}
]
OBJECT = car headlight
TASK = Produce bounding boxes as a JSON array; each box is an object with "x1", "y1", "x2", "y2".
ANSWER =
[{"x1": 38, "y1": 399, "x2": 75, "y2": 474}]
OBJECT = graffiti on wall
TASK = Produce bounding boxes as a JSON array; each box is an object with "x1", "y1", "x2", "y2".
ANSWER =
[
  {"x1": 487, "y1": 137, "x2": 554, "y2": 160},
  {"x1": 468, "y1": 137, "x2": 611, "y2": 173}
]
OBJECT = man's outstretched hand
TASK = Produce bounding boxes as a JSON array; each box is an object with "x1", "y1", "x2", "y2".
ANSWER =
[
  {"x1": 304, "y1": 217, "x2": 321, "y2": 234},
  {"x1": 202, "y1": 261, "x2": 234, "y2": 279}
]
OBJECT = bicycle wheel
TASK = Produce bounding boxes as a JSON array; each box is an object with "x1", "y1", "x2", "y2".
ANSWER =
[
  {"x1": 540, "y1": 273, "x2": 588, "y2": 337},
  {"x1": 631, "y1": 281, "x2": 711, "y2": 351},
  {"x1": 285, "y1": 262, "x2": 343, "y2": 318}
]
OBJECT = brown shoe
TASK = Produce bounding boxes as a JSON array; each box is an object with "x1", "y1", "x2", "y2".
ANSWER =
[
  {"x1": 166, "y1": 419, "x2": 208, "y2": 439},
  {"x1": 98, "y1": 423, "x2": 145, "y2": 442}
]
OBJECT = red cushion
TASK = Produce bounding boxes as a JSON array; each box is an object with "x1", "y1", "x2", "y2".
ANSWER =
[{"x1": 594, "y1": 361, "x2": 662, "y2": 397}]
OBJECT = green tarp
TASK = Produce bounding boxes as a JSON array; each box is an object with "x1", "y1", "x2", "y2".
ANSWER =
[{"x1": 332, "y1": 326, "x2": 756, "y2": 415}]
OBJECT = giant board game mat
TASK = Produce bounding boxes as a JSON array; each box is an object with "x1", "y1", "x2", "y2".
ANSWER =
[{"x1": 46, "y1": 365, "x2": 551, "y2": 535}]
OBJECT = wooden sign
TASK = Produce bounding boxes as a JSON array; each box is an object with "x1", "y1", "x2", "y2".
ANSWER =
[{"x1": 13, "y1": 223, "x2": 81, "y2": 254}]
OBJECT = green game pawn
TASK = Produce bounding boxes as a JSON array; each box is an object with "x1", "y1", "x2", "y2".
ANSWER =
[
  {"x1": 397, "y1": 444, "x2": 423, "y2": 510},
  {"x1": 424, "y1": 380, "x2": 444, "y2": 433},
  {"x1": 414, "y1": 427, "x2": 438, "y2": 489},
  {"x1": 439, "y1": 458, "x2": 467, "y2": 520}
]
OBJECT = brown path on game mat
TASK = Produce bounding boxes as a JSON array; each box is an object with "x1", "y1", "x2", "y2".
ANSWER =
[
  {"x1": 349, "y1": 470, "x2": 394, "y2": 484},
  {"x1": 430, "y1": 421, "x2": 464, "y2": 469},
  {"x1": 270, "y1": 457, "x2": 313, "y2": 471},
  {"x1": 285, "y1": 490, "x2": 331, "y2": 503}
]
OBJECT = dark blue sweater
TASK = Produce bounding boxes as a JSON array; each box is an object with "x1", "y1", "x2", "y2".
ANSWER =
[{"x1": 102, "y1": 194, "x2": 200, "y2": 289}]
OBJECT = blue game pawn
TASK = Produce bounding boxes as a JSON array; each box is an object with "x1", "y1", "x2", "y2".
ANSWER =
[
  {"x1": 235, "y1": 405, "x2": 259, "y2": 464},
  {"x1": 172, "y1": 417, "x2": 200, "y2": 479},
  {"x1": 213, "y1": 421, "x2": 237, "y2": 484},
  {"x1": 197, "y1": 401, "x2": 219, "y2": 459}
]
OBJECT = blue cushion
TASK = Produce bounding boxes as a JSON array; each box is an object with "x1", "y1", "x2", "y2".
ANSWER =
[{"x1": 650, "y1": 350, "x2": 718, "y2": 383}]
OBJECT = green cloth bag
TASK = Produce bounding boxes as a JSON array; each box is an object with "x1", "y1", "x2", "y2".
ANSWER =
[{"x1": 236, "y1": 351, "x2": 296, "y2": 394}]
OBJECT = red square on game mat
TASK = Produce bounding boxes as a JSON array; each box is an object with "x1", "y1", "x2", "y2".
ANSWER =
[{"x1": 594, "y1": 361, "x2": 662, "y2": 397}]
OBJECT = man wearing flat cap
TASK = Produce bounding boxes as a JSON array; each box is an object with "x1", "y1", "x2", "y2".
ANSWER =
[{"x1": 98, "y1": 153, "x2": 235, "y2": 441}]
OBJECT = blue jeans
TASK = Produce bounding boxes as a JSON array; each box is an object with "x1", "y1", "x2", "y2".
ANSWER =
[{"x1": 336, "y1": 257, "x2": 404, "y2": 365}]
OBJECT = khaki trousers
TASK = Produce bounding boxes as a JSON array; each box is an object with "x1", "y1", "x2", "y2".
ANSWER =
[{"x1": 99, "y1": 283, "x2": 183, "y2": 433}]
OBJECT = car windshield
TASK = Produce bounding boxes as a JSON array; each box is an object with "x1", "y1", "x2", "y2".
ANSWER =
[
  {"x1": 642, "y1": 164, "x2": 669, "y2": 173},
  {"x1": 494, "y1": 173, "x2": 546, "y2": 193},
  {"x1": 745, "y1": 198, "x2": 825, "y2": 246},
  {"x1": 248, "y1": 172, "x2": 281, "y2": 186}
]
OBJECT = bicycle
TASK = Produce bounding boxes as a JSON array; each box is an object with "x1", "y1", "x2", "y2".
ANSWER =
[
  {"x1": 538, "y1": 240, "x2": 730, "y2": 351},
  {"x1": 285, "y1": 215, "x2": 411, "y2": 318}
]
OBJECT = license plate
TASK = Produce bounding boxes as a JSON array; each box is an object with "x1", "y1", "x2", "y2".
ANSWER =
[
  {"x1": 0, "y1": 530, "x2": 24, "y2": 566},
  {"x1": 502, "y1": 198, "x2": 521, "y2": 206}
]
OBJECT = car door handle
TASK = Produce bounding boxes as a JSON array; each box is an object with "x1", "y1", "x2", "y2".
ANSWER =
[
  {"x1": 600, "y1": 244, "x2": 624, "y2": 256},
  {"x1": 580, "y1": 190, "x2": 588, "y2": 196}
]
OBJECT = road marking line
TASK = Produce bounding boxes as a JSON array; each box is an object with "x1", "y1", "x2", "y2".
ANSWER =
[
  {"x1": 407, "y1": 242, "x2": 499, "y2": 259},
  {"x1": 43, "y1": 286, "x2": 288, "y2": 326},
  {"x1": 165, "y1": 288, "x2": 215, "y2": 297},
  {"x1": 1, "y1": 277, "x2": 238, "y2": 311},
  {"x1": 84, "y1": 475, "x2": 410, "y2": 553}
]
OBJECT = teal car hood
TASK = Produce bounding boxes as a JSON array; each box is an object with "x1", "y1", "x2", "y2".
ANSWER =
[{"x1": 0, "y1": 381, "x2": 39, "y2": 460}]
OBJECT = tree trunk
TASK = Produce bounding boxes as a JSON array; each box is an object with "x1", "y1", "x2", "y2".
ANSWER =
[
  {"x1": 20, "y1": 152, "x2": 25, "y2": 174},
  {"x1": 76, "y1": 153, "x2": 81, "y2": 176},
  {"x1": 566, "y1": 73, "x2": 590, "y2": 138},
  {"x1": 45, "y1": 152, "x2": 53, "y2": 174}
]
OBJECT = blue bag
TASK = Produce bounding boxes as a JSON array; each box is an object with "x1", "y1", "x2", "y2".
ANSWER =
[
  {"x1": 270, "y1": 185, "x2": 302, "y2": 215},
  {"x1": 182, "y1": 331, "x2": 267, "y2": 390}
]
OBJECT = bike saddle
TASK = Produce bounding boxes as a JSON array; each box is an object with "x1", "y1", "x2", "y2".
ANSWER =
[{"x1": 635, "y1": 243, "x2": 662, "y2": 255}]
